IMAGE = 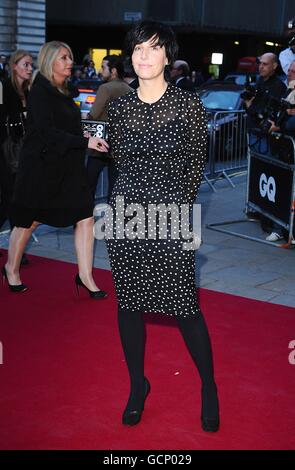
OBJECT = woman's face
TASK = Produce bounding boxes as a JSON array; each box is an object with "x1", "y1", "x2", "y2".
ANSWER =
[
  {"x1": 14, "y1": 55, "x2": 33, "y2": 82},
  {"x1": 52, "y1": 47, "x2": 73, "y2": 83},
  {"x1": 132, "y1": 35, "x2": 168, "y2": 81}
]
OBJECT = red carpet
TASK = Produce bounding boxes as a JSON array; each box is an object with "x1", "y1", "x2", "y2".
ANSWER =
[{"x1": 0, "y1": 253, "x2": 295, "y2": 450}]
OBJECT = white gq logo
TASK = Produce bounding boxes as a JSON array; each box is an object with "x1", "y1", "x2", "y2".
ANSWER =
[
  {"x1": 259, "y1": 173, "x2": 276, "y2": 202},
  {"x1": 94, "y1": 123, "x2": 105, "y2": 139}
]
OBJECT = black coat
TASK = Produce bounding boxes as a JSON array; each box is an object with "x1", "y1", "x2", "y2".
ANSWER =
[
  {"x1": 246, "y1": 75, "x2": 287, "y2": 129},
  {"x1": 13, "y1": 73, "x2": 91, "y2": 209},
  {"x1": 175, "y1": 76, "x2": 196, "y2": 93},
  {"x1": 0, "y1": 80, "x2": 28, "y2": 223},
  {"x1": 0, "y1": 79, "x2": 28, "y2": 145}
]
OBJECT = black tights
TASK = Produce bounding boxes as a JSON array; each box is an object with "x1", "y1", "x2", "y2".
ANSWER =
[{"x1": 117, "y1": 308, "x2": 218, "y2": 418}]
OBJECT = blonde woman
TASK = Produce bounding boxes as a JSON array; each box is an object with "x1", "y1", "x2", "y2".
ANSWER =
[
  {"x1": 0, "y1": 50, "x2": 33, "y2": 263},
  {"x1": 2, "y1": 41, "x2": 109, "y2": 296}
]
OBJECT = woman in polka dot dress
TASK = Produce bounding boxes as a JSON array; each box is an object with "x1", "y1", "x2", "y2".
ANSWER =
[{"x1": 106, "y1": 21, "x2": 219, "y2": 432}]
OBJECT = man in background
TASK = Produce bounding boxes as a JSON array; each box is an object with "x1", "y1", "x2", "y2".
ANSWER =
[
  {"x1": 243, "y1": 53, "x2": 286, "y2": 242},
  {"x1": 170, "y1": 60, "x2": 195, "y2": 92},
  {"x1": 279, "y1": 19, "x2": 295, "y2": 76},
  {"x1": 86, "y1": 55, "x2": 132, "y2": 201}
]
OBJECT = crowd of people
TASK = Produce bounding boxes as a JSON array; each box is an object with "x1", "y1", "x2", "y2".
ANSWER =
[
  {"x1": 243, "y1": 52, "x2": 295, "y2": 243},
  {"x1": 0, "y1": 22, "x2": 219, "y2": 433},
  {"x1": 0, "y1": 43, "x2": 208, "y2": 269}
]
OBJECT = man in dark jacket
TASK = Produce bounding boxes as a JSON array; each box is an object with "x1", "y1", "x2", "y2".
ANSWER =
[
  {"x1": 244, "y1": 53, "x2": 286, "y2": 130},
  {"x1": 86, "y1": 55, "x2": 132, "y2": 202},
  {"x1": 243, "y1": 53, "x2": 287, "y2": 242},
  {"x1": 170, "y1": 60, "x2": 195, "y2": 93}
]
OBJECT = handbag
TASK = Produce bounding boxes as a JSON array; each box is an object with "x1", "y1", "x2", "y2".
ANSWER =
[{"x1": 1, "y1": 115, "x2": 25, "y2": 174}]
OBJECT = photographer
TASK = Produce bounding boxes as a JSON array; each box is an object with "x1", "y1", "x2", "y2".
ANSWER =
[
  {"x1": 268, "y1": 61, "x2": 295, "y2": 136},
  {"x1": 279, "y1": 18, "x2": 295, "y2": 76},
  {"x1": 243, "y1": 54, "x2": 286, "y2": 242},
  {"x1": 243, "y1": 53, "x2": 286, "y2": 130},
  {"x1": 266, "y1": 61, "x2": 295, "y2": 244}
]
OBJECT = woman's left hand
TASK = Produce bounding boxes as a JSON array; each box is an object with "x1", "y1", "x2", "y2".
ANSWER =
[{"x1": 88, "y1": 136, "x2": 109, "y2": 152}]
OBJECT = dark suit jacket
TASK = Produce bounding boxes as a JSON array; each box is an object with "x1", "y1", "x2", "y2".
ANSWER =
[
  {"x1": 13, "y1": 72, "x2": 91, "y2": 209},
  {"x1": 175, "y1": 76, "x2": 196, "y2": 93},
  {"x1": 246, "y1": 75, "x2": 286, "y2": 129}
]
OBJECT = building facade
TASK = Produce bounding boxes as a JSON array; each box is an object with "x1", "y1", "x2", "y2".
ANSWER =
[
  {"x1": 0, "y1": 0, "x2": 46, "y2": 55},
  {"x1": 1, "y1": 0, "x2": 294, "y2": 74},
  {"x1": 46, "y1": 0, "x2": 293, "y2": 36}
]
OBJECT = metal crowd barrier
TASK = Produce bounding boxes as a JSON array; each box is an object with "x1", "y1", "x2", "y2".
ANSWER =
[
  {"x1": 204, "y1": 110, "x2": 248, "y2": 192},
  {"x1": 206, "y1": 131, "x2": 295, "y2": 248}
]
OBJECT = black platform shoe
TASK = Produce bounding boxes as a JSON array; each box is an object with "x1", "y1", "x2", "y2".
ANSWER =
[
  {"x1": 201, "y1": 384, "x2": 220, "y2": 432},
  {"x1": 122, "y1": 377, "x2": 151, "y2": 426},
  {"x1": 75, "y1": 274, "x2": 107, "y2": 300},
  {"x1": 1, "y1": 266, "x2": 28, "y2": 293}
]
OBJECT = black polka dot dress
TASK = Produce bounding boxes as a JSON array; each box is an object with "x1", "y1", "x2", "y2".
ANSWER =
[{"x1": 106, "y1": 84, "x2": 207, "y2": 317}]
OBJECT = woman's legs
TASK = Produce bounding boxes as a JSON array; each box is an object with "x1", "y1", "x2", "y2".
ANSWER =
[
  {"x1": 5, "y1": 222, "x2": 39, "y2": 285},
  {"x1": 118, "y1": 308, "x2": 146, "y2": 412},
  {"x1": 176, "y1": 312, "x2": 219, "y2": 422},
  {"x1": 74, "y1": 216, "x2": 100, "y2": 291},
  {"x1": 117, "y1": 306, "x2": 218, "y2": 428}
]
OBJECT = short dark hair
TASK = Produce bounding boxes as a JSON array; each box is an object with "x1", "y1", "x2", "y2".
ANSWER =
[
  {"x1": 125, "y1": 20, "x2": 178, "y2": 65},
  {"x1": 123, "y1": 58, "x2": 136, "y2": 79},
  {"x1": 103, "y1": 54, "x2": 124, "y2": 79}
]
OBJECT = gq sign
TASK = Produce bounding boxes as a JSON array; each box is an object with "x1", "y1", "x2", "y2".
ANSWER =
[
  {"x1": 259, "y1": 173, "x2": 276, "y2": 202},
  {"x1": 248, "y1": 154, "x2": 293, "y2": 225},
  {"x1": 81, "y1": 120, "x2": 108, "y2": 140}
]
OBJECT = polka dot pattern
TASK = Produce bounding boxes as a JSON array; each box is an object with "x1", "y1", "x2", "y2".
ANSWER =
[{"x1": 106, "y1": 84, "x2": 207, "y2": 317}]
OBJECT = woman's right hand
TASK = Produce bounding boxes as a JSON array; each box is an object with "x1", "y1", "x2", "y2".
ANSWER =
[{"x1": 88, "y1": 136, "x2": 109, "y2": 153}]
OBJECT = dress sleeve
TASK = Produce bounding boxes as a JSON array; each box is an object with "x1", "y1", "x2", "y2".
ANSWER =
[
  {"x1": 185, "y1": 94, "x2": 208, "y2": 203},
  {"x1": 28, "y1": 86, "x2": 88, "y2": 155},
  {"x1": 107, "y1": 100, "x2": 123, "y2": 167}
]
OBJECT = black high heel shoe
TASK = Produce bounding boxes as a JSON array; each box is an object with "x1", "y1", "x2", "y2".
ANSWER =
[
  {"x1": 75, "y1": 274, "x2": 107, "y2": 300},
  {"x1": 201, "y1": 385, "x2": 220, "y2": 432},
  {"x1": 122, "y1": 377, "x2": 151, "y2": 426},
  {"x1": 201, "y1": 416, "x2": 220, "y2": 432},
  {"x1": 1, "y1": 266, "x2": 28, "y2": 293}
]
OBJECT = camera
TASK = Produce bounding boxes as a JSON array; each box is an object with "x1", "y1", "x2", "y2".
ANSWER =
[
  {"x1": 255, "y1": 96, "x2": 295, "y2": 133},
  {"x1": 240, "y1": 85, "x2": 258, "y2": 101}
]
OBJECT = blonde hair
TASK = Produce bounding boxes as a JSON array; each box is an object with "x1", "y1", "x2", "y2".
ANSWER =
[
  {"x1": 9, "y1": 49, "x2": 33, "y2": 97},
  {"x1": 37, "y1": 41, "x2": 73, "y2": 92}
]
